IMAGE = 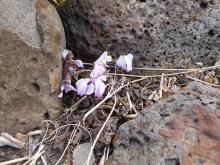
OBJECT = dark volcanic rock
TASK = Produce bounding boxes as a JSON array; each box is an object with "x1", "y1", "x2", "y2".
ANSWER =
[
  {"x1": 59, "y1": 0, "x2": 220, "y2": 67},
  {"x1": 110, "y1": 82, "x2": 220, "y2": 165}
]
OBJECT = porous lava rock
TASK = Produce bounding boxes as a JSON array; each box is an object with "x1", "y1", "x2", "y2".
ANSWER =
[
  {"x1": 110, "y1": 82, "x2": 220, "y2": 165},
  {"x1": 59, "y1": 0, "x2": 220, "y2": 67},
  {"x1": 0, "y1": 0, "x2": 65, "y2": 134}
]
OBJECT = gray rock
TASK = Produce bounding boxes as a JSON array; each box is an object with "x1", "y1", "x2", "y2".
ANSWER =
[
  {"x1": 58, "y1": 0, "x2": 220, "y2": 67},
  {"x1": 110, "y1": 82, "x2": 220, "y2": 165},
  {"x1": 72, "y1": 143, "x2": 95, "y2": 165},
  {"x1": 0, "y1": 0, "x2": 65, "y2": 134}
]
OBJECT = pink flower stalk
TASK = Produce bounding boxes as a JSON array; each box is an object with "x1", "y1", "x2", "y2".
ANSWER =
[
  {"x1": 58, "y1": 79, "x2": 76, "y2": 98},
  {"x1": 94, "y1": 51, "x2": 113, "y2": 66},
  {"x1": 116, "y1": 54, "x2": 133, "y2": 72},
  {"x1": 76, "y1": 78, "x2": 94, "y2": 96}
]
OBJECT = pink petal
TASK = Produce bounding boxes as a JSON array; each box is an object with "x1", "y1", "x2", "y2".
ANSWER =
[
  {"x1": 62, "y1": 49, "x2": 69, "y2": 59},
  {"x1": 76, "y1": 78, "x2": 90, "y2": 96},
  {"x1": 94, "y1": 51, "x2": 108, "y2": 65},
  {"x1": 75, "y1": 60, "x2": 84, "y2": 68},
  {"x1": 116, "y1": 54, "x2": 133, "y2": 72},
  {"x1": 58, "y1": 78, "x2": 75, "y2": 97},
  {"x1": 99, "y1": 75, "x2": 107, "y2": 81},
  {"x1": 94, "y1": 78, "x2": 106, "y2": 98},
  {"x1": 124, "y1": 54, "x2": 133, "y2": 72},
  {"x1": 116, "y1": 56, "x2": 126, "y2": 70},
  {"x1": 85, "y1": 83, "x2": 95, "y2": 95},
  {"x1": 64, "y1": 84, "x2": 76, "y2": 93},
  {"x1": 90, "y1": 64, "x2": 106, "y2": 78},
  {"x1": 68, "y1": 67, "x2": 75, "y2": 74},
  {"x1": 94, "y1": 51, "x2": 112, "y2": 65}
]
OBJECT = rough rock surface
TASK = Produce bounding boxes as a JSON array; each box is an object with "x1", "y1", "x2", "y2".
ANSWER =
[
  {"x1": 59, "y1": 0, "x2": 220, "y2": 67},
  {"x1": 72, "y1": 143, "x2": 95, "y2": 165},
  {"x1": 110, "y1": 82, "x2": 220, "y2": 165},
  {"x1": 0, "y1": 0, "x2": 65, "y2": 134}
]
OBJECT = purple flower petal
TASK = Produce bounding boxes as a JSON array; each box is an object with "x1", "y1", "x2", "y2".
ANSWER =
[
  {"x1": 63, "y1": 79, "x2": 76, "y2": 93},
  {"x1": 99, "y1": 75, "x2": 107, "y2": 81},
  {"x1": 116, "y1": 54, "x2": 133, "y2": 72},
  {"x1": 64, "y1": 84, "x2": 76, "y2": 93},
  {"x1": 76, "y1": 78, "x2": 90, "y2": 96},
  {"x1": 58, "y1": 80, "x2": 75, "y2": 98},
  {"x1": 94, "y1": 51, "x2": 112, "y2": 66},
  {"x1": 94, "y1": 77, "x2": 106, "y2": 98},
  {"x1": 90, "y1": 64, "x2": 106, "y2": 78},
  {"x1": 68, "y1": 67, "x2": 75, "y2": 74},
  {"x1": 124, "y1": 53, "x2": 133, "y2": 72},
  {"x1": 116, "y1": 56, "x2": 126, "y2": 70},
  {"x1": 85, "y1": 83, "x2": 95, "y2": 95},
  {"x1": 75, "y1": 60, "x2": 84, "y2": 68},
  {"x1": 62, "y1": 49, "x2": 69, "y2": 59}
]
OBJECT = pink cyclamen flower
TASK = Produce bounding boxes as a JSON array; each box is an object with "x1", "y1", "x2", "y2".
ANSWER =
[
  {"x1": 93, "y1": 76, "x2": 107, "y2": 98},
  {"x1": 94, "y1": 51, "x2": 113, "y2": 66},
  {"x1": 76, "y1": 78, "x2": 94, "y2": 96},
  {"x1": 58, "y1": 79, "x2": 76, "y2": 98},
  {"x1": 90, "y1": 64, "x2": 106, "y2": 78},
  {"x1": 116, "y1": 53, "x2": 133, "y2": 72}
]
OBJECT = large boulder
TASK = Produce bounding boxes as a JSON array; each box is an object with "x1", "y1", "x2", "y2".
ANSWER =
[
  {"x1": 110, "y1": 82, "x2": 220, "y2": 165},
  {"x1": 58, "y1": 0, "x2": 220, "y2": 67},
  {"x1": 0, "y1": 0, "x2": 65, "y2": 134}
]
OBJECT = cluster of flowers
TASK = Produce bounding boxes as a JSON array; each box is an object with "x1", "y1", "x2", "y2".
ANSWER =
[{"x1": 58, "y1": 50, "x2": 133, "y2": 98}]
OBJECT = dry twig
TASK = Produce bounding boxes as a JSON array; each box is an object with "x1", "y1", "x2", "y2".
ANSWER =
[
  {"x1": 86, "y1": 96, "x2": 117, "y2": 165},
  {"x1": 0, "y1": 157, "x2": 29, "y2": 165}
]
